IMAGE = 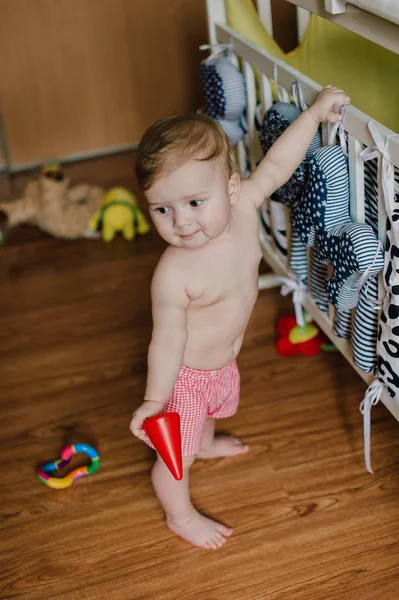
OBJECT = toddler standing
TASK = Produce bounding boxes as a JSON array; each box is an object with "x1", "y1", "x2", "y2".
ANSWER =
[{"x1": 130, "y1": 86, "x2": 350, "y2": 549}]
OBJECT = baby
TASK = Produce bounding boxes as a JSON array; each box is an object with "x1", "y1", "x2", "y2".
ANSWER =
[{"x1": 130, "y1": 85, "x2": 350, "y2": 549}]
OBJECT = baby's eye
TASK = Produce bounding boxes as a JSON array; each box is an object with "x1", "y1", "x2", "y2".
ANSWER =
[
  {"x1": 189, "y1": 199, "x2": 203, "y2": 208},
  {"x1": 155, "y1": 207, "x2": 170, "y2": 215}
]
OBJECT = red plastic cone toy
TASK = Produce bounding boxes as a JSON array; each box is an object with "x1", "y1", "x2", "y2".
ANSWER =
[{"x1": 143, "y1": 412, "x2": 183, "y2": 480}]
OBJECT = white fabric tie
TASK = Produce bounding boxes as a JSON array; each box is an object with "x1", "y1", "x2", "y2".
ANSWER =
[
  {"x1": 359, "y1": 121, "x2": 398, "y2": 213},
  {"x1": 292, "y1": 80, "x2": 307, "y2": 112},
  {"x1": 278, "y1": 277, "x2": 307, "y2": 327},
  {"x1": 361, "y1": 276, "x2": 384, "y2": 310},
  {"x1": 357, "y1": 121, "x2": 398, "y2": 474},
  {"x1": 353, "y1": 240, "x2": 384, "y2": 309},
  {"x1": 199, "y1": 43, "x2": 234, "y2": 61},
  {"x1": 359, "y1": 379, "x2": 384, "y2": 474},
  {"x1": 328, "y1": 104, "x2": 348, "y2": 155}
]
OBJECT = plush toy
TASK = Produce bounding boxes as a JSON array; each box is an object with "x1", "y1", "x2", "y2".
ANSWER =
[
  {"x1": 0, "y1": 164, "x2": 105, "y2": 240},
  {"x1": 87, "y1": 187, "x2": 150, "y2": 242},
  {"x1": 259, "y1": 101, "x2": 322, "y2": 286},
  {"x1": 200, "y1": 53, "x2": 247, "y2": 145},
  {"x1": 276, "y1": 315, "x2": 335, "y2": 357}
]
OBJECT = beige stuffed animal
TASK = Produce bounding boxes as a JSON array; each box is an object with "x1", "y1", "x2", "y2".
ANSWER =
[{"x1": 0, "y1": 165, "x2": 104, "y2": 240}]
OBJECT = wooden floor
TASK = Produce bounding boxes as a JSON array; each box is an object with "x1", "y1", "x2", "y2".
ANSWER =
[{"x1": 1, "y1": 155, "x2": 399, "y2": 600}]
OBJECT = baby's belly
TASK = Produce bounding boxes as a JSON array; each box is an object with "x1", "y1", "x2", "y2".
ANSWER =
[
  {"x1": 183, "y1": 298, "x2": 256, "y2": 370},
  {"x1": 183, "y1": 334, "x2": 244, "y2": 371}
]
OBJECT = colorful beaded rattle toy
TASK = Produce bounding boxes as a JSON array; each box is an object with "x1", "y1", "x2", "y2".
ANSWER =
[{"x1": 36, "y1": 443, "x2": 100, "y2": 489}]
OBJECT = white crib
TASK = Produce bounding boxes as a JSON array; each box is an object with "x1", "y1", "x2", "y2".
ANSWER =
[{"x1": 205, "y1": 0, "x2": 399, "y2": 428}]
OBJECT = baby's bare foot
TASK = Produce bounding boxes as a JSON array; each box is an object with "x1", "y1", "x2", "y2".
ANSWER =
[
  {"x1": 166, "y1": 510, "x2": 233, "y2": 549},
  {"x1": 197, "y1": 435, "x2": 249, "y2": 459}
]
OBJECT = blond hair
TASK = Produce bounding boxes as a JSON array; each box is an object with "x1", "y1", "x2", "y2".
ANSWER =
[{"x1": 135, "y1": 113, "x2": 237, "y2": 191}]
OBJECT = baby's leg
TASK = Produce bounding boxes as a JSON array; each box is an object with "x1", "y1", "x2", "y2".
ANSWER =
[
  {"x1": 197, "y1": 418, "x2": 249, "y2": 459},
  {"x1": 151, "y1": 453, "x2": 232, "y2": 549}
]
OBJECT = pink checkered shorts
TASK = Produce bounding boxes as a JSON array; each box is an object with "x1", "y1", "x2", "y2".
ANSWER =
[{"x1": 146, "y1": 360, "x2": 240, "y2": 456}]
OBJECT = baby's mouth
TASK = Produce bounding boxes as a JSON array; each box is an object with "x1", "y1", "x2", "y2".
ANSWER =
[{"x1": 180, "y1": 230, "x2": 200, "y2": 239}]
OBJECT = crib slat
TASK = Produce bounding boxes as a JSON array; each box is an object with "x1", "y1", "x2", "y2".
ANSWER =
[
  {"x1": 348, "y1": 135, "x2": 365, "y2": 223},
  {"x1": 377, "y1": 157, "x2": 387, "y2": 304},
  {"x1": 260, "y1": 74, "x2": 273, "y2": 113},
  {"x1": 377, "y1": 154, "x2": 391, "y2": 302},
  {"x1": 229, "y1": 52, "x2": 240, "y2": 69},
  {"x1": 229, "y1": 53, "x2": 249, "y2": 176},
  {"x1": 242, "y1": 60, "x2": 260, "y2": 173},
  {"x1": 296, "y1": 7, "x2": 311, "y2": 42},
  {"x1": 328, "y1": 304, "x2": 335, "y2": 324},
  {"x1": 377, "y1": 154, "x2": 389, "y2": 244},
  {"x1": 280, "y1": 87, "x2": 290, "y2": 103},
  {"x1": 256, "y1": 0, "x2": 273, "y2": 35},
  {"x1": 205, "y1": 0, "x2": 226, "y2": 46},
  {"x1": 258, "y1": 73, "x2": 274, "y2": 256},
  {"x1": 328, "y1": 264, "x2": 335, "y2": 324},
  {"x1": 321, "y1": 122, "x2": 332, "y2": 146},
  {"x1": 236, "y1": 141, "x2": 247, "y2": 175},
  {"x1": 325, "y1": 0, "x2": 346, "y2": 14}
]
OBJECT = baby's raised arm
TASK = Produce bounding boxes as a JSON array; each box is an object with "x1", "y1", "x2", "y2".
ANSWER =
[
  {"x1": 247, "y1": 86, "x2": 350, "y2": 208},
  {"x1": 130, "y1": 254, "x2": 189, "y2": 442}
]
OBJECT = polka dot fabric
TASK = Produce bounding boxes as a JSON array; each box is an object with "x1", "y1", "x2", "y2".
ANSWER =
[
  {"x1": 200, "y1": 55, "x2": 247, "y2": 146},
  {"x1": 294, "y1": 145, "x2": 384, "y2": 311},
  {"x1": 200, "y1": 62, "x2": 226, "y2": 119},
  {"x1": 259, "y1": 102, "x2": 322, "y2": 293},
  {"x1": 259, "y1": 102, "x2": 321, "y2": 208},
  {"x1": 146, "y1": 361, "x2": 240, "y2": 456},
  {"x1": 293, "y1": 145, "x2": 349, "y2": 249},
  {"x1": 200, "y1": 58, "x2": 246, "y2": 120}
]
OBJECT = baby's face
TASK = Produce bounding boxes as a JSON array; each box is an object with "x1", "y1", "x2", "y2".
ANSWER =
[{"x1": 145, "y1": 157, "x2": 240, "y2": 249}]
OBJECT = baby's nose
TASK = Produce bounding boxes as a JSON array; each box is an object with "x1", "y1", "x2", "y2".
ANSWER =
[{"x1": 173, "y1": 210, "x2": 190, "y2": 229}]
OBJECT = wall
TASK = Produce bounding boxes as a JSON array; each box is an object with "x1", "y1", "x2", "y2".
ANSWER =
[
  {"x1": 0, "y1": 0, "x2": 207, "y2": 167},
  {"x1": 0, "y1": 0, "x2": 297, "y2": 169}
]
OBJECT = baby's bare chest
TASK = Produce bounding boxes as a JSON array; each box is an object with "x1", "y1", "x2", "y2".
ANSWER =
[{"x1": 188, "y1": 235, "x2": 262, "y2": 310}]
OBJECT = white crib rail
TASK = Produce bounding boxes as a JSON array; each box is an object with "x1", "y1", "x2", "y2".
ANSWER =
[
  {"x1": 214, "y1": 23, "x2": 399, "y2": 164},
  {"x1": 205, "y1": 0, "x2": 399, "y2": 423},
  {"x1": 289, "y1": 0, "x2": 399, "y2": 54}
]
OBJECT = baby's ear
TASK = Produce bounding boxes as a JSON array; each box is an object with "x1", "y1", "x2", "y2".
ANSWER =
[{"x1": 228, "y1": 172, "x2": 241, "y2": 204}]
